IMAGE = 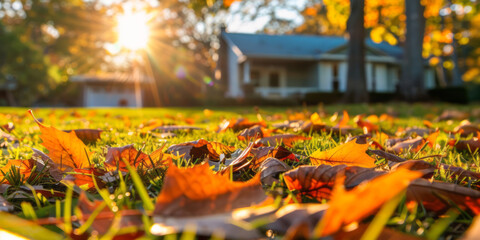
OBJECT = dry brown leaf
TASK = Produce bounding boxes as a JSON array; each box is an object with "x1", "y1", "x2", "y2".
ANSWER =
[
  {"x1": 29, "y1": 110, "x2": 90, "y2": 171},
  {"x1": 450, "y1": 138, "x2": 480, "y2": 152},
  {"x1": 259, "y1": 157, "x2": 291, "y2": 186},
  {"x1": 104, "y1": 144, "x2": 149, "y2": 172},
  {"x1": 255, "y1": 134, "x2": 311, "y2": 148},
  {"x1": 284, "y1": 165, "x2": 386, "y2": 201},
  {"x1": 317, "y1": 169, "x2": 422, "y2": 236},
  {"x1": 63, "y1": 129, "x2": 102, "y2": 144},
  {"x1": 218, "y1": 118, "x2": 266, "y2": 133},
  {"x1": 310, "y1": 141, "x2": 376, "y2": 167},
  {"x1": 391, "y1": 159, "x2": 480, "y2": 184},
  {"x1": 387, "y1": 130, "x2": 439, "y2": 154},
  {"x1": 153, "y1": 125, "x2": 202, "y2": 132},
  {"x1": 153, "y1": 163, "x2": 268, "y2": 217},
  {"x1": 167, "y1": 139, "x2": 235, "y2": 161},
  {"x1": 406, "y1": 179, "x2": 480, "y2": 214},
  {"x1": 453, "y1": 122, "x2": 480, "y2": 138},
  {"x1": 218, "y1": 142, "x2": 255, "y2": 175},
  {"x1": 251, "y1": 146, "x2": 298, "y2": 169},
  {"x1": 237, "y1": 125, "x2": 272, "y2": 141},
  {"x1": 369, "y1": 149, "x2": 407, "y2": 163}
]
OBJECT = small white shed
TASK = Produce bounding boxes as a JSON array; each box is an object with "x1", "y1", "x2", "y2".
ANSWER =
[{"x1": 71, "y1": 73, "x2": 153, "y2": 107}]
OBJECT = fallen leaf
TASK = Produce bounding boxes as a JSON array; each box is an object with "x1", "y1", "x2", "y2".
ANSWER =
[
  {"x1": 259, "y1": 157, "x2": 291, "y2": 186},
  {"x1": 406, "y1": 179, "x2": 480, "y2": 214},
  {"x1": 153, "y1": 125, "x2": 202, "y2": 132},
  {"x1": 387, "y1": 136, "x2": 425, "y2": 154},
  {"x1": 284, "y1": 165, "x2": 386, "y2": 201},
  {"x1": 255, "y1": 134, "x2": 311, "y2": 148},
  {"x1": 153, "y1": 163, "x2": 268, "y2": 217},
  {"x1": 104, "y1": 144, "x2": 149, "y2": 172},
  {"x1": 0, "y1": 159, "x2": 36, "y2": 184},
  {"x1": 317, "y1": 169, "x2": 422, "y2": 236},
  {"x1": 391, "y1": 159, "x2": 480, "y2": 183},
  {"x1": 369, "y1": 149, "x2": 407, "y2": 163},
  {"x1": 310, "y1": 141, "x2": 376, "y2": 167},
  {"x1": 237, "y1": 125, "x2": 272, "y2": 141},
  {"x1": 437, "y1": 109, "x2": 469, "y2": 121},
  {"x1": 29, "y1": 110, "x2": 90, "y2": 171},
  {"x1": 218, "y1": 142, "x2": 255, "y2": 174},
  {"x1": 251, "y1": 146, "x2": 298, "y2": 168},
  {"x1": 63, "y1": 168, "x2": 105, "y2": 191},
  {"x1": 63, "y1": 129, "x2": 103, "y2": 144},
  {"x1": 77, "y1": 192, "x2": 143, "y2": 236},
  {"x1": 450, "y1": 138, "x2": 480, "y2": 152},
  {"x1": 218, "y1": 118, "x2": 266, "y2": 133},
  {"x1": 31, "y1": 148, "x2": 64, "y2": 181},
  {"x1": 453, "y1": 122, "x2": 480, "y2": 138},
  {"x1": 167, "y1": 139, "x2": 235, "y2": 161},
  {"x1": 336, "y1": 110, "x2": 350, "y2": 128},
  {"x1": 355, "y1": 115, "x2": 379, "y2": 133}
]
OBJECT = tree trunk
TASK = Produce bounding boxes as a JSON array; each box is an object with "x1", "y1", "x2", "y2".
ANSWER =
[
  {"x1": 401, "y1": 0, "x2": 426, "y2": 101},
  {"x1": 344, "y1": 0, "x2": 368, "y2": 103}
]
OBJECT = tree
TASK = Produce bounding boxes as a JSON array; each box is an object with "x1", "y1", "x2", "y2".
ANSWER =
[
  {"x1": 400, "y1": 0, "x2": 427, "y2": 101},
  {"x1": 344, "y1": 0, "x2": 368, "y2": 103}
]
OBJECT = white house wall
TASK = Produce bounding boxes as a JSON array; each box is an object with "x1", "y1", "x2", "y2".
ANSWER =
[
  {"x1": 318, "y1": 62, "x2": 333, "y2": 91},
  {"x1": 84, "y1": 85, "x2": 138, "y2": 107},
  {"x1": 339, "y1": 62, "x2": 347, "y2": 92},
  {"x1": 386, "y1": 66, "x2": 399, "y2": 92},
  {"x1": 375, "y1": 64, "x2": 388, "y2": 92},
  {"x1": 424, "y1": 68, "x2": 435, "y2": 89},
  {"x1": 366, "y1": 62, "x2": 373, "y2": 91},
  {"x1": 226, "y1": 46, "x2": 242, "y2": 98}
]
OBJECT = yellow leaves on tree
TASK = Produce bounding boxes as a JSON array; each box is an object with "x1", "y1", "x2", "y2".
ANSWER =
[
  {"x1": 29, "y1": 110, "x2": 90, "y2": 171},
  {"x1": 154, "y1": 164, "x2": 267, "y2": 217},
  {"x1": 316, "y1": 169, "x2": 423, "y2": 237},
  {"x1": 310, "y1": 141, "x2": 376, "y2": 168}
]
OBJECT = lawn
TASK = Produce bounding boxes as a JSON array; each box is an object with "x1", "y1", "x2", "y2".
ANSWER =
[{"x1": 0, "y1": 103, "x2": 480, "y2": 239}]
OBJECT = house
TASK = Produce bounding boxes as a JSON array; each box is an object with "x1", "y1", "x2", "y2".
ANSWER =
[
  {"x1": 71, "y1": 72, "x2": 153, "y2": 107},
  {"x1": 217, "y1": 30, "x2": 436, "y2": 100}
]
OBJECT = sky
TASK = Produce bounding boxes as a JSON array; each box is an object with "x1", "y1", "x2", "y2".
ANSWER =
[{"x1": 225, "y1": 0, "x2": 307, "y2": 33}]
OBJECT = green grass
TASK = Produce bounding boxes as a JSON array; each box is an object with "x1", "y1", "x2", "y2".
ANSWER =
[{"x1": 0, "y1": 103, "x2": 479, "y2": 239}]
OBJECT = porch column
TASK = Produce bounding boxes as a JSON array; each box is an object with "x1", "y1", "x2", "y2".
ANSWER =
[
  {"x1": 243, "y1": 61, "x2": 250, "y2": 84},
  {"x1": 226, "y1": 46, "x2": 243, "y2": 98}
]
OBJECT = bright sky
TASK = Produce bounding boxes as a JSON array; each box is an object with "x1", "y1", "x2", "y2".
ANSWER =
[{"x1": 225, "y1": 0, "x2": 307, "y2": 33}]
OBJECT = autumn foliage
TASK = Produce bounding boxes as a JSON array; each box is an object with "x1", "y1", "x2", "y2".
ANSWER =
[{"x1": 0, "y1": 107, "x2": 480, "y2": 239}]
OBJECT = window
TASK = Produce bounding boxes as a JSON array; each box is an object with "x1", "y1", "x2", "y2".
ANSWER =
[
  {"x1": 250, "y1": 70, "x2": 260, "y2": 87},
  {"x1": 332, "y1": 63, "x2": 339, "y2": 92},
  {"x1": 371, "y1": 64, "x2": 376, "y2": 92},
  {"x1": 269, "y1": 72, "x2": 280, "y2": 87}
]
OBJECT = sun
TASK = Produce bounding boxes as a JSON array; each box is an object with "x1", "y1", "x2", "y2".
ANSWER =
[{"x1": 116, "y1": 11, "x2": 150, "y2": 50}]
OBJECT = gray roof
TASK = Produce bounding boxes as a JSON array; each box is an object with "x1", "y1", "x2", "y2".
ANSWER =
[{"x1": 223, "y1": 32, "x2": 403, "y2": 60}]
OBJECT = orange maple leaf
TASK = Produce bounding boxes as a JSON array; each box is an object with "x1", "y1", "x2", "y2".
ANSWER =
[
  {"x1": 154, "y1": 164, "x2": 267, "y2": 217},
  {"x1": 310, "y1": 141, "x2": 376, "y2": 168},
  {"x1": 317, "y1": 168, "x2": 422, "y2": 236},
  {"x1": 29, "y1": 110, "x2": 90, "y2": 171}
]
